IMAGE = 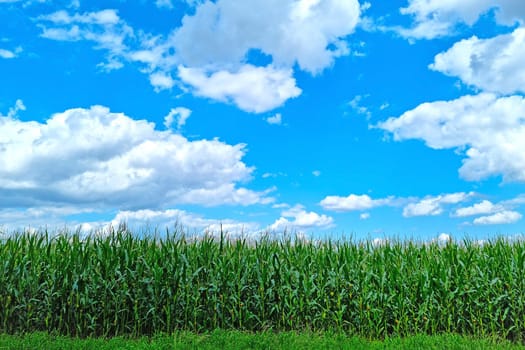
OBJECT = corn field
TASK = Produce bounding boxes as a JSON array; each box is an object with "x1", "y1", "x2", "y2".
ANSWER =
[{"x1": 1, "y1": 228, "x2": 525, "y2": 341}]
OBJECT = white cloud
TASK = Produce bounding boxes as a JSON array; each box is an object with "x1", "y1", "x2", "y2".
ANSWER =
[
  {"x1": 0, "y1": 48, "x2": 16, "y2": 59},
  {"x1": 403, "y1": 200, "x2": 440, "y2": 217},
  {"x1": 269, "y1": 204, "x2": 333, "y2": 232},
  {"x1": 40, "y1": 25, "x2": 82, "y2": 41},
  {"x1": 453, "y1": 200, "x2": 503, "y2": 217},
  {"x1": 178, "y1": 64, "x2": 301, "y2": 113},
  {"x1": 149, "y1": 72, "x2": 175, "y2": 91},
  {"x1": 394, "y1": 18, "x2": 452, "y2": 40},
  {"x1": 453, "y1": 199, "x2": 524, "y2": 225},
  {"x1": 262, "y1": 172, "x2": 286, "y2": 179},
  {"x1": 0, "y1": 207, "x2": 262, "y2": 238},
  {"x1": 97, "y1": 58, "x2": 123, "y2": 72},
  {"x1": 163, "y1": 107, "x2": 191, "y2": 130},
  {"x1": 0, "y1": 206, "x2": 90, "y2": 231},
  {"x1": 0, "y1": 104, "x2": 272, "y2": 209},
  {"x1": 5, "y1": 99, "x2": 26, "y2": 118},
  {"x1": 378, "y1": 93, "x2": 525, "y2": 182},
  {"x1": 109, "y1": 208, "x2": 260, "y2": 236},
  {"x1": 397, "y1": 0, "x2": 525, "y2": 40},
  {"x1": 68, "y1": 0, "x2": 79, "y2": 9},
  {"x1": 172, "y1": 0, "x2": 361, "y2": 74},
  {"x1": 175, "y1": 184, "x2": 275, "y2": 207},
  {"x1": 132, "y1": 0, "x2": 359, "y2": 109},
  {"x1": 266, "y1": 113, "x2": 282, "y2": 125},
  {"x1": 41, "y1": 9, "x2": 120, "y2": 25},
  {"x1": 0, "y1": 206, "x2": 265, "y2": 237},
  {"x1": 403, "y1": 192, "x2": 471, "y2": 217},
  {"x1": 347, "y1": 94, "x2": 371, "y2": 118},
  {"x1": 360, "y1": 212, "x2": 370, "y2": 220},
  {"x1": 430, "y1": 27, "x2": 525, "y2": 95},
  {"x1": 36, "y1": 1, "x2": 361, "y2": 112},
  {"x1": 502, "y1": 194, "x2": 525, "y2": 206},
  {"x1": 372, "y1": 237, "x2": 388, "y2": 247},
  {"x1": 38, "y1": 9, "x2": 132, "y2": 70},
  {"x1": 312, "y1": 170, "x2": 321, "y2": 177},
  {"x1": 272, "y1": 203, "x2": 290, "y2": 209},
  {"x1": 434, "y1": 233, "x2": 452, "y2": 245},
  {"x1": 320, "y1": 193, "x2": 393, "y2": 211},
  {"x1": 473, "y1": 211, "x2": 522, "y2": 225},
  {"x1": 155, "y1": 0, "x2": 173, "y2": 9},
  {"x1": 37, "y1": 8, "x2": 179, "y2": 89}
]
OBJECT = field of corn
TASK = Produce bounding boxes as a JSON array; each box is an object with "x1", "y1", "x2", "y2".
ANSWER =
[{"x1": 1, "y1": 227, "x2": 525, "y2": 342}]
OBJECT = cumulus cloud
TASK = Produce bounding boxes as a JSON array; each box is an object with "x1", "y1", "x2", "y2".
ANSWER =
[
  {"x1": 175, "y1": 184, "x2": 275, "y2": 207},
  {"x1": 403, "y1": 192, "x2": 471, "y2": 217},
  {"x1": 266, "y1": 113, "x2": 282, "y2": 125},
  {"x1": 453, "y1": 199, "x2": 523, "y2": 225},
  {"x1": 320, "y1": 194, "x2": 393, "y2": 211},
  {"x1": 393, "y1": 17, "x2": 452, "y2": 40},
  {"x1": 178, "y1": 65, "x2": 301, "y2": 113},
  {"x1": 149, "y1": 72, "x2": 176, "y2": 91},
  {"x1": 269, "y1": 204, "x2": 333, "y2": 232},
  {"x1": 378, "y1": 93, "x2": 525, "y2": 182},
  {"x1": 172, "y1": 0, "x2": 361, "y2": 74},
  {"x1": 430, "y1": 27, "x2": 525, "y2": 95},
  {"x1": 0, "y1": 103, "x2": 272, "y2": 209},
  {"x1": 0, "y1": 207, "x2": 262, "y2": 237},
  {"x1": 397, "y1": 0, "x2": 525, "y2": 39},
  {"x1": 0, "y1": 206, "x2": 90, "y2": 231},
  {"x1": 109, "y1": 209, "x2": 260, "y2": 236},
  {"x1": 163, "y1": 107, "x2": 191, "y2": 130},
  {"x1": 453, "y1": 200, "x2": 503, "y2": 217},
  {"x1": 473, "y1": 211, "x2": 522, "y2": 225},
  {"x1": 36, "y1": 1, "x2": 361, "y2": 112},
  {"x1": 168, "y1": 0, "x2": 360, "y2": 110}
]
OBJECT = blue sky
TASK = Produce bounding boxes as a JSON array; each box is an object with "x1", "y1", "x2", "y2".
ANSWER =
[{"x1": 1, "y1": 0, "x2": 525, "y2": 241}]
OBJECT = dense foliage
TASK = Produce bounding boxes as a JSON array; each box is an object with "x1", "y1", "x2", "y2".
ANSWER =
[{"x1": 1, "y1": 228, "x2": 525, "y2": 341}]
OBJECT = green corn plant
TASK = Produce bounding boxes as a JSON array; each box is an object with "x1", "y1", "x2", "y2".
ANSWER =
[{"x1": 2, "y1": 228, "x2": 525, "y2": 342}]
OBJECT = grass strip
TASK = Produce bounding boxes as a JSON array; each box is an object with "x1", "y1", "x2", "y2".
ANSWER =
[{"x1": 0, "y1": 331, "x2": 524, "y2": 350}]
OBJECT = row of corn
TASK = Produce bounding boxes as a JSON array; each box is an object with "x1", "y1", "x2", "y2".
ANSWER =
[{"x1": 1, "y1": 228, "x2": 524, "y2": 340}]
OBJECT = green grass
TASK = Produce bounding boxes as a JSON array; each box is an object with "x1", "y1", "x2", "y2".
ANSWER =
[
  {"x1": 1, "y1": 331, "x2": 524, "y2": 350},
  {"x1": 1, "y1": 226, "x2": 525, "y2": 342}
]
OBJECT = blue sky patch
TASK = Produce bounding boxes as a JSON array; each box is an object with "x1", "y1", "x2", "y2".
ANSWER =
[{"x1": 1, "y1": 0, "x2": 525, "y2": 242}]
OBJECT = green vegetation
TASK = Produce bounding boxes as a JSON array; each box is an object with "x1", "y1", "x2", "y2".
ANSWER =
[
  {"x1": 1, "y1": 227, "x2": 525, "y2": 343},
  {"x1": 1, "y1": 331, "x2": 524, "y2": 350}
]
